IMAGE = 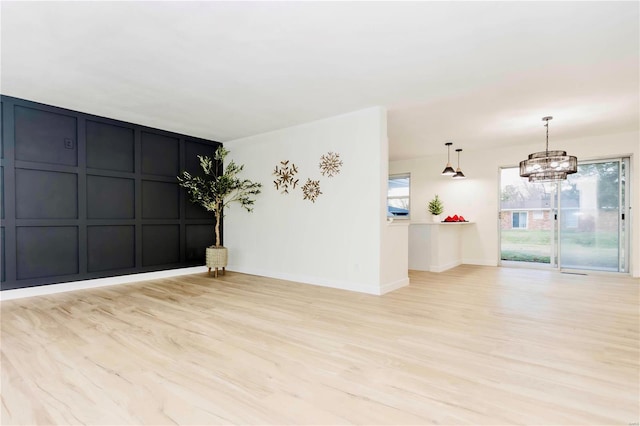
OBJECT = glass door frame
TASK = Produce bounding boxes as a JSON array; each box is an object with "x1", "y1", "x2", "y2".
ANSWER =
[
  {"x1": 499, "y1": 156, "x2": 630, "y2": 274},
  {"x1": 498, "y1": 166, "x2": 557, "y2": 270}
]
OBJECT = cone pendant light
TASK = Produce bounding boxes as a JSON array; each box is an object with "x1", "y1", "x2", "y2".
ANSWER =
[{"x1": 441, "y1": 142, "x2": 456, "y2": 176}]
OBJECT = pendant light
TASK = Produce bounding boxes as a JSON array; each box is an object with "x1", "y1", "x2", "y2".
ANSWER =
[
  {"x1": 441, "y1": 142, "x2": 456, "y2": 175},
  {"x1": 519, "y1": 116, "x2": 577, "y2": 182},
  {"x1": 452, "y1": 148, "x2": 466, "y2": 179}
]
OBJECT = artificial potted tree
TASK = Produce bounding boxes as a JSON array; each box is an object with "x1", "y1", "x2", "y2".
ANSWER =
[
  {"x1": 428, "y1": 194, "x2": 444, "y2": 222},
  {"x1": 178, "y1": 146, "x2": 261, "y2": 277}
]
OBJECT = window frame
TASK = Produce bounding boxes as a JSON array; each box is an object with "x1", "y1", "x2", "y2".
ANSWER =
[
  {"x1": 387, "y1": 173, "x2": 411, "y2": 220},
  {"x1": 512, "y1": 211, "x2": 528, "y2": 229}
]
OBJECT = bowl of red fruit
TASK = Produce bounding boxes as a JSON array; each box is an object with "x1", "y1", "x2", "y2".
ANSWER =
[{"x1": 442, "y1": 215, "x2": 468, "y2": 222}]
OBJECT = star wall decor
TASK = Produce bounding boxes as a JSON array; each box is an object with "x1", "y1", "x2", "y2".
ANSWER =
[
  {"x1": 302, "y1": 178, "x2": 322, "y2": 203},
  {"x1": 273, "y1": 160, "x2": 299, "y2": 194},
  {"x1": 319, "y1": 151, "x2": 343, "y2": 177}
]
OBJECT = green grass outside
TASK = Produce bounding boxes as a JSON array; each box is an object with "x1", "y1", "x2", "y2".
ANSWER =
[
  {"x1": 501, "y1": 230, "x2": 550, "y2": 263},
  {"x1": 501, "y1": 230, "x2": 617, "y2": 248},
  {"x1": 500, "y1": 229, "x2": 618, "y2": 267},
  {"x1": 500, "y1": 251, "x2": 550, "y2": 263},
  {"x1": 501, "y1": 229, "x2": 550, "y2": 245}
]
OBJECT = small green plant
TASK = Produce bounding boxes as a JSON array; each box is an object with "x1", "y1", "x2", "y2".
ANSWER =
[
  {"x1": 178, "y1": 146, "x2": 262, "y2": 247},
  {"x1": 428, "y1": 195, "x2": 444, "y2": 215},
  {"x1": 500, "y1": 251, "x2": 551, "y2": 264}
]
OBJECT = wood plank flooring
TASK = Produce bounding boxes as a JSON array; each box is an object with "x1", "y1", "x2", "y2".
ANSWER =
[{"x1": 1, "y1": 265, "x2": 638, "y2": 425}]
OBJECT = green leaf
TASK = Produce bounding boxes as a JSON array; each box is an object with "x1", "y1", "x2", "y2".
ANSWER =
[{"x1": 177, "y1": 146, "x2": 262, "y2": 245}]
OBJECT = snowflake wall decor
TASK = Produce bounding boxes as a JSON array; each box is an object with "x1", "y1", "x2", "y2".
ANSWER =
[
  {"x1": 302, "y1": 178, "x2": 322, "y2": 203},
  {"x1": 319, "y1": 151, "x2": 343, "y2": 177},
  {"x1": 273, "y1": 160, "x2": 299, "y2": 194}
]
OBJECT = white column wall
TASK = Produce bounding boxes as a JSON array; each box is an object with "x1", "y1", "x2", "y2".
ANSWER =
[
  {"x1": 225, "y1": 107, "x2": 408, "y2": 294},
  {"x1": 378, "y1": 116, "x2": 410, "y2": 293},
  {"x1": 390, "y1": 130, "x2": 639, "y2": 277}
]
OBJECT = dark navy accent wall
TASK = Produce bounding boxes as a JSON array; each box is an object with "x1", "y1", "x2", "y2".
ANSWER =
[{"x1": 0, "y1": 95, "x2": 220, "y2": 290}]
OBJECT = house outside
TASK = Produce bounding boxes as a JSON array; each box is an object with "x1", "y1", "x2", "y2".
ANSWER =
[{"x1": 501, "y1": 208, "x2": 618, "y2": 232}]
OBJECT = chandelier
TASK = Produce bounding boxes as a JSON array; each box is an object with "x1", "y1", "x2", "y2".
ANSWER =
[{"x1": 519, "y1": 116, "x2": 577, "y2": 182}]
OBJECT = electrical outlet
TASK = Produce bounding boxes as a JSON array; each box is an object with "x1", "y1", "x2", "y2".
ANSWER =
[{"x1": 64, "y1": 138, "x2": 74, "y2": 149}]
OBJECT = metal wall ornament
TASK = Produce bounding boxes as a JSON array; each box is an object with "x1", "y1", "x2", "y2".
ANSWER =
[
  {"x1": 519, "y1": 116, "x2": 577, "y2": 182},
  {"x1": 273, "y1": 160, "x2": 299, "y2": 193},
  {"x1": 302, "y1": 178, "x2": 322, "y2": 203},
  {"x1": 319, "y1": 151, "x2": 343, "y2": 177},
  {"x1": 274, "y1": 151, "x2": 342, "y2": 202}
]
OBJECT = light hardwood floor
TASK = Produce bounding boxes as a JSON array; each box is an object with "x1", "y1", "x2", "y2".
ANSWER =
[{"x1": 1, "y1": 265, "x2": 638, "y2": 425}]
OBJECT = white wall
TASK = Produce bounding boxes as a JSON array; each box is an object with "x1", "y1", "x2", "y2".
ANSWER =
[
  {"x1": 225, "y1": 107, "x2": 409, "y2": 294},
  {"x1": 390, "y1": 130, "x2": 640, "y2": 277},
  {"x1": 408, "y1": 224, "x2": 467, "y2": 272},
  {"x1": 378, "y1": 114, "x2": 411, "y2": 293}
]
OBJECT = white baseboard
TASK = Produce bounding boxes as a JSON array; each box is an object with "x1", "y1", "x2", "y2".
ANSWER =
[
  {"x1": 429, "y1": 260, "x2": 462, "y2": 273},
  {"x1": 227, "y1": 265, "x2": 390, "y2": 295},
  {"x1": 2, "y1": 265, "x2": 413, "y2": 301},
  {"x1": 380, "y1": 277, "x2": 410, "y2": 294},
  {"x1": 0, "y1": 266, "x2": 208, "y2": 301},
  {"x1": 413, "y1": 259, "x2": 497, "y2": 273},
  {"x1": 462, "y1": 258, "x2": 498, "y2": 267}
]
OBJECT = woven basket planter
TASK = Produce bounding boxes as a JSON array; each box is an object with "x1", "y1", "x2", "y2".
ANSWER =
[{"x1": 206, "y1": 246, "x2": 227, "y2": 277}]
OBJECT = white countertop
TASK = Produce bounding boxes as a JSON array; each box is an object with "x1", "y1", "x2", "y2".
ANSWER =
[{"x1": 410, "y1": 221, "x2": 474, "y2": 225}]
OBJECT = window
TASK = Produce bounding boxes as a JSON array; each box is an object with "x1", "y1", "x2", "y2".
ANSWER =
[
  {"x1": 388, "y1": 174, "x2": 410, "y2": 218},
  {"x1": 512, "y1": 211, "x2": 528, "y2": 229},
  {"x1": 533, "y1": 210, "x2": 544, "y2": 220}
]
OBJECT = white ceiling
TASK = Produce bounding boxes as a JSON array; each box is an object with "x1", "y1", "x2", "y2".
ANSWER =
[{"x1": 1, "y1": 1, "x2": 638, "y2": 160}]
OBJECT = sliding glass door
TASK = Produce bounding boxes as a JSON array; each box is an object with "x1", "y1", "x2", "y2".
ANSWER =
[
  {"x1": 500, "y1": 158, "x2": 629, "y2": 273},
  {"x1": 559, "y1": 160, "x2": 626, "y2": 272},
  {"x1": 499, "y1": 167, "x2": 558, "y2": 267},
  {"x1": 500, "y1": 167, "x2": 557, "y2": 266}
]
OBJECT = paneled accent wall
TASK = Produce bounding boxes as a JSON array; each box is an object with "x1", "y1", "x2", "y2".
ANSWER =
[{"x1": 0, "y1": 96, "x2": 220, "y2": 290}]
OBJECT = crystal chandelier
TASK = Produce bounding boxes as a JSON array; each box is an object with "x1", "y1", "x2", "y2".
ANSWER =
[{"x1": 519, "y1": 116, "x2": 577, "y2": 182}]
